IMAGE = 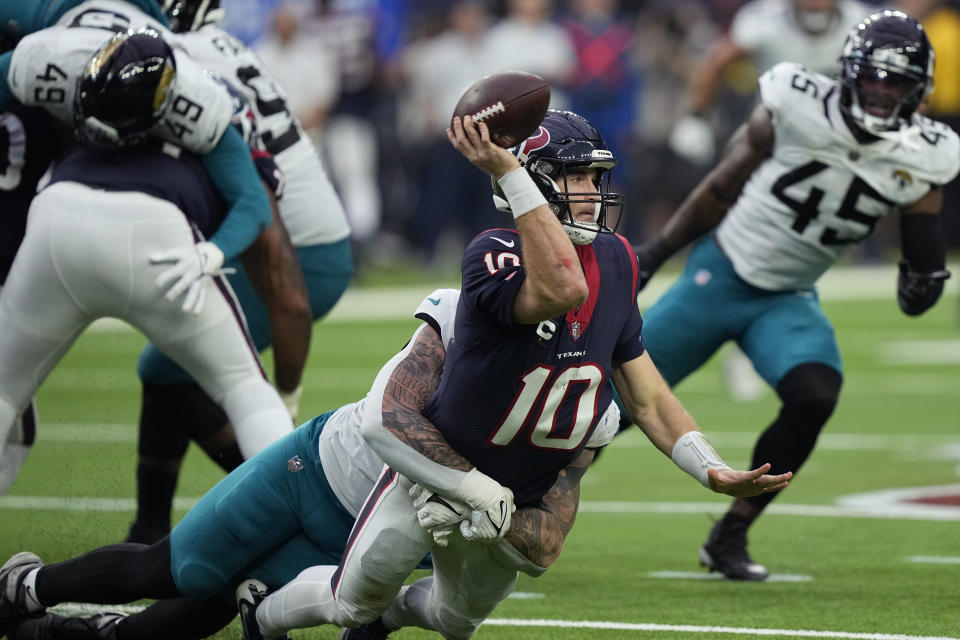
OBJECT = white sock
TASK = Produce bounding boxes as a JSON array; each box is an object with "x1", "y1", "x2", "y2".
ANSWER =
[
  {"x1": 22, "y1": 567, "x2": 44, "y2": 612},
  {"x1": 221, "y1": 379, "x2": 293, "y2": 459},
  {"x1": 257, "y1": 566, "x2": 339, "y2": 638}
]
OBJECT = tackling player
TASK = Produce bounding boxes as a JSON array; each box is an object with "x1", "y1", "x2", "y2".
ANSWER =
[
  {"x1": 243, "y1": 110, "x2": 791, "y2": 640},
  {"x1": 628, "y1": 10, "x2": 958, "y2": 580},
  {"x1": 0, "y1": 289, "x2": 601, "y2": 640},
  {"x1": 126, "y1": 0, "x2": 353, "y2": 545}
]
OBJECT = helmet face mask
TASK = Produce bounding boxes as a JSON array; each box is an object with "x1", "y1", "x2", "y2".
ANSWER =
[
  {"x1": 494, "y1": 109, "x2": 624, "y2": 246},
  {"x1": 838, "y1": 10, "x2": 933, "y2": 135},
  {"x1": 74, "y1": 29, "x2": 177, "y2": 147}
]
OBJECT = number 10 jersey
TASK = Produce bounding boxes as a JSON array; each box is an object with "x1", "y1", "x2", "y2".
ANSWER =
[{"x1": 716, "y1": 61, "x2": 960, "y2": 291}]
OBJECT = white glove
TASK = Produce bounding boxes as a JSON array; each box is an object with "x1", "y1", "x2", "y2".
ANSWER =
[
  {"x1": 669, "y1": 114, "x2": 716, "y2": 167},
  {"x1": 409, "y1": 483, "x2": 469, "y2": 547},
  {"x1": 278, "y1": 384, "x2": 302, "y2": 423},
  {"x1": 453, "y1": 469, "x2": 515, "y2": 543},
  {"x1": 150, "y1": 241, "x2": 230, "y2": 314}
]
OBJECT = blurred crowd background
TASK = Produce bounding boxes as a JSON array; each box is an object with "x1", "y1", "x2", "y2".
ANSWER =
[{"x1": 218, "y1": 0, "x2": 960, "y2": 274}]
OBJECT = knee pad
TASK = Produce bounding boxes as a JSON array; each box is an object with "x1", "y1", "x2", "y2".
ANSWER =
[
  {"x1": 777, "y1": 363, "x2": 843, "y2": 428},
  {"x1": 139, "y1": 383, "x2": 228, "y2": 458}
]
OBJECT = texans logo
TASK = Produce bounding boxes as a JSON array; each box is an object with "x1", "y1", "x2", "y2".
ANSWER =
[{"x1": 516, "y1": 126, "x2": 550, "y2": 163}]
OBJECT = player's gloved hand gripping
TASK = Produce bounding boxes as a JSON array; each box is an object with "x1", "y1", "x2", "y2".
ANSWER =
[
  {"x1": 150, "y1": 241, "x2": 233, "y2": 314},
  {"x1": 409, "y1": 483, "x2": 469, "y2": 547},
  {"x1": 454, "y1": 468, "x2": 516, "y2": 543}
]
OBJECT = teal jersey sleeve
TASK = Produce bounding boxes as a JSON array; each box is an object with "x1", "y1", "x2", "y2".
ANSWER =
[
  {"x1": 0, "y1": 0, "x2": 169, "y2": 36},
  {"x1": 202, "y1": 125, "x2": 272, "y2": 261}
]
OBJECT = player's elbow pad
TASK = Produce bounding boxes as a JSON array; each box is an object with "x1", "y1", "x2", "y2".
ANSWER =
[{"x1": 897, "y1": 260, "x2": 950, "y2": 316}]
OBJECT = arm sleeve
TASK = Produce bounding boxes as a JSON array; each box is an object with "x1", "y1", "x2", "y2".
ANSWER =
[{"x1": 200, "y1": 125, "x2": 272, "y2": 260}]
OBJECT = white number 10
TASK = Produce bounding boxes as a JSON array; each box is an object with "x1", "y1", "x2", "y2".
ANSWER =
[{"x1": 490, "y1": 364, "x2": 604, "y2": 451}]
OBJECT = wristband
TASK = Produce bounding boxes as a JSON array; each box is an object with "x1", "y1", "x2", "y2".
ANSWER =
[
  {"x1": 671, "y1": 430, "x2": 731, "y2": 489},
  {"x1": 497, "y1": 167, "x2": 547, "y2": 219}
]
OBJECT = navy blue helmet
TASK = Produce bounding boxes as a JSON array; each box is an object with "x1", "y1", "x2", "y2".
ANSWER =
[
  {"x1": 161, "y1": 0, "x2": 223, "y2": 33},
  {"x1": 838, "y1": 10, "x2": 934, "y2": 133},
  {"x1": 74, "y1": 28, "x2": 177, "y2": 147},
  {"x1": 494, "y1": 109, "x2": 623, "y2": 245}
]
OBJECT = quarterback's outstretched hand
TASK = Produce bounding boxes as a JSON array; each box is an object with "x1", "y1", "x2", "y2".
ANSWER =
[
  {"x1": 707, "y1": 463, "x2": 792, "y2": 498},
  {"x1": 150, "y1": 241, "x2": 230, "y2": 314}
]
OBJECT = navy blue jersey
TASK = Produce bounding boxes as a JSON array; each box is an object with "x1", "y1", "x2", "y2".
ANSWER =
[
  {"x1": 424, "y1": 229, "x2": 645, "y2": 507},
  {"x1": 51, "y1": 144, "x2": 226, "y2": 238},
  {"x1": 0, "y1": 106, "x2": 62, "y2": 283}
]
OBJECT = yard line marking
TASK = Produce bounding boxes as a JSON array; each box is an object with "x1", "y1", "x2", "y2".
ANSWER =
[
  {"x1": 482, "y1": 618, "x2": 960, "y2": 639},
  {"x1": 907, "y1": 556, "x2": 960, "y2": 565},
  {"x1": 648, "y1": 570, "x2": 812, "y2": 582},
  {"x1": 4, "y1": 497, "x2": 959, "y2": 521}
]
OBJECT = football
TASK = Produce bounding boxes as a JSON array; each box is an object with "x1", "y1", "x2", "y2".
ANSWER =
[{"x1": 451, "y1": 71, "x2": 550, "y2": 148}]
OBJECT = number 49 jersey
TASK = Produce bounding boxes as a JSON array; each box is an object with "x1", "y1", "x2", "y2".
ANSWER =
[
  {"x1": 424, "y1": 229, "x2": 645, "y2": 508},
  {"x1": 716, "y1": 62, "x2": 960, "y2": 291},
  {"x1": 8, "y1": 0, "x2": 233, "y2": 155}
]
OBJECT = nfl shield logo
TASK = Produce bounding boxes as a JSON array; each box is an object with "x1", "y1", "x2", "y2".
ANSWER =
[
  {"x1": 287, "y1": 455, "x2": 304, "y2": 473},
  {"x1": 571, "y1": 321, "x2": 581, "y2": 340}
]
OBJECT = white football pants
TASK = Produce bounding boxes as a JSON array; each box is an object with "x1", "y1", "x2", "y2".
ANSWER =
[
  {"x1": 0, "y1": 181, "x2": 292, "y2": 493},
  {"x1": 256, "y1": 468, "x2": 518, "y2": 640}
]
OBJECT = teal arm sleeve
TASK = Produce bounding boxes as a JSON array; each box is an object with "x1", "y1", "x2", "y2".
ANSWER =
[
  {"x1": 201, "y1": 126, "x2": 272, "y2": 261},
  {"x1": 0, "y1": 51, "x2": 13, "y2": 112}
]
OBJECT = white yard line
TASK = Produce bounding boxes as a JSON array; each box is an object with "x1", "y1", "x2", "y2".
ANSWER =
[
  {"x1": 481, "y1": 619, "x2": 960, "y2": 640},
  {"x1": 907, "y1": 556, "x2": 960, "y2": 565}
]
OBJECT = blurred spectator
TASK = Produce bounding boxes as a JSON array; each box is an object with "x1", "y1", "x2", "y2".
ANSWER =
[
  {"x1": 561, "y1": 0, "x2": 640, "y2": 238},
  {"x1": 669, "y1": 0, "x2": 871, "y2": 167},
  {"x1": 397, "y1": 0, "x2": 502, "y2": 265},
  {"x1": 484, "y1": 0, "x2": 575, "y2": 105},
  {"x1": 255, "y1": 3, "x2": 340, "y2": 134}
]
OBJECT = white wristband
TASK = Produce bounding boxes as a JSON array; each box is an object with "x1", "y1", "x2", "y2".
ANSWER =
[
  {"x1": 671, "y1": 431, "x2": 731, "y2": 489},
  {"x1": 497, "y1": 167, "x2": 547, "y2": 219}
]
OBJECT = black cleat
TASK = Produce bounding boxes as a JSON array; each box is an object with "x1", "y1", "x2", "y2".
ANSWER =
[
  {"x1": 699, "y1": 515, "x2": 769, "y2": 581},
  {"x1": 8, "y1": 611, "x2": 124, "y2": 640},
  {"x1": 0, "y1": 552, "x2": 45, "y2": 636},
  {"x1": 236, "y1": 579, "x2": 289, "y2": 640},
  {"x1": 339, "y1": 618, "x2": 391, "y2": 640}
]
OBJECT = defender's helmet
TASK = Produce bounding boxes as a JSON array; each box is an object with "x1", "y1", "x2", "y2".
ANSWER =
[
  {"x1": 494, "y1": 109, "x2": 623, "y2": 246},
  {"x1": 838, "y1": 10, "x2": 933, "y2": 134},
  {"x1": 74, "y1": 28, "x2": 177, "y2": 147},
  {"x1": 161, "y1": 0, "x2": 224, "y2": 33}
]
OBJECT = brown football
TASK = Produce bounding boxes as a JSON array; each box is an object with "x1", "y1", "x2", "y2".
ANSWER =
[{"x1": 451, "y1": 71, "x2": 550, "y2": 148}]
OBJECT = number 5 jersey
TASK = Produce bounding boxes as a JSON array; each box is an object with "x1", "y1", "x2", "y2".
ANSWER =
[{"x1": 716, "y1": 61, "x2": 960, "y2": 291}]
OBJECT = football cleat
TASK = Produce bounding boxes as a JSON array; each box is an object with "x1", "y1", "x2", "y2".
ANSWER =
[
  {"x1": 0, "y1": 552, "x2": 45, "y2": 635},
  {"x1": 339, "y1": 618, "x2": 391, "y2": 640},
  {"x1": 7, "y1": 611, "x2": 124, "y2": 640},
  {"x1": 236, "y1": 579, "x2": 289, "y2": 640},
  {"x1": 699, "y1": 515, "x2": 769, "y2": 581}
]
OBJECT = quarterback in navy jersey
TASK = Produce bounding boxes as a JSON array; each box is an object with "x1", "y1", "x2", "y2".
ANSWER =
[
  {"x1": 625, "y1": 11, "x2": 958, "y2": 582},
  {"x1": 432, "y1": 226, "x2": 643, "y2": 506},
  {"x1": 245, "y1": 110, "x2": 791, "y2": 640}
]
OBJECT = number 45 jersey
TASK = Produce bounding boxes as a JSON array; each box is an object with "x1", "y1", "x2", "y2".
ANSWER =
[
  {"x1": 424, "y1": 229, "x2": 645, "y2": 508},
  {"x1": 716, "y1": 61, "x2": 960, "y2": 291}
]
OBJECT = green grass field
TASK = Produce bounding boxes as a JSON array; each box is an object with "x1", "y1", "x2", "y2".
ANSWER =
[{"x1": 2, "y1": 270, "x2": 959, "y2": 640}]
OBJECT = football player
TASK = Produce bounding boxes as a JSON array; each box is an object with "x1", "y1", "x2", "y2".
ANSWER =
[
  {"x1": 629, "y1": 10, "x2": 958, "y2": 581},
  {"x1": 670, "y1": 0, "x2": 871, "y2": 166},
  {"x1": 244, "y1": 110, "x2": 791, "y2": 640},
  {"x1": 126, "y1": 0, "x2": 353, "y2": 544},
  {"x1": 0, "y1": 29, "x2": 297, "y2": 493},
  {"x1": 0, "y1": 289, "x2": 597, "y2": 640}
]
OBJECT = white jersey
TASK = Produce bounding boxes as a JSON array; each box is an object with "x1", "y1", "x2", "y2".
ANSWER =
[
  {"x1": 716, "y1": 62, "x2": 960, "y2": 291},
  {"x1": 730, "y1": 0, "x2": 871, "y2": 76},
  {"x1": 318, "y1": 288, "x2": 460, "y2": 516},
  {"x1": 175, "y1": 25, "x2": 350, "y2": 247},
  {"x1": 8, "y1": 0, "x2": 233, "y2": 155}
]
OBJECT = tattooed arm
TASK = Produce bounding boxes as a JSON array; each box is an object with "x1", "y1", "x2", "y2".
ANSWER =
[
  {"x1": 241, "y1": 186, "x2": 311, "y2": 398},
  {"x1": 506, "y1": 448, "x2": 594, "y2": 567}
]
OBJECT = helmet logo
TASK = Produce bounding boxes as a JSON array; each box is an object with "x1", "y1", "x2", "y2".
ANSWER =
[
  {"x1": 516, "y1": 126, "x2": 550, "y2": 163},
  {"x1": 892, "y1": 169, "x2": 913, "y2": 188},
  {"x1": 153, "y1": 62, "x2": 175, "y2": 113}
]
